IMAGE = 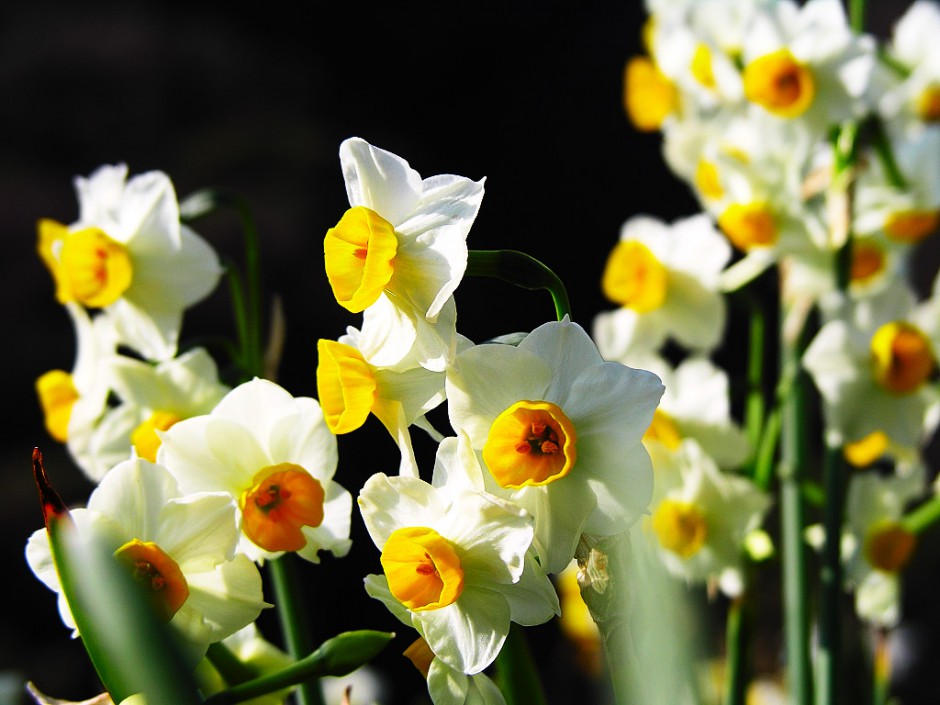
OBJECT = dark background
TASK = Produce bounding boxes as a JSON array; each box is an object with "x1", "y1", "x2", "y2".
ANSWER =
[{"x1": 2, "y1": 2, "x2": 937, "y2": 705}]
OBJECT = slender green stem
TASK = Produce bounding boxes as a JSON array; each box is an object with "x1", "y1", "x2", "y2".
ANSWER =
[
  {"x1": 817, "y1": 443, "x2": 846, "y2": 705},
  {"x1": 745, "y1": 297, "x2": 767, "y2": 461},
  {"x1": 466, "y1": 249, "x2": 572, "y2": 322},
  {"x1": 778, "y1": 312, "x2": 814, "y2": 705},
  {"x1": 268, "y1": 555, "x2": 325, "y2": 705},
  {"x1": 203, "y1": 631, "x2": 393, "y2": 705},
  {"x1": 723, "y1": 596, "x2": 749, "y2": 705},
  {"x1": 494, "y1": 624, "x2": 548, "y2": 705},
  {"x1": 206, "y1": 642, "x2": 258, "y2": 686},
  {"x1": 872, "y1": 629, "x2": 890, "y2": 705},
  {"x1": 869, "y1": 117, "x2": 908, "y2": 189},
  {"x1": 901, "y1": 494, "x2": 940, "y2": 534},
  {"x1": 849, "y1": 0, "x2": 866, "y2": 33}
]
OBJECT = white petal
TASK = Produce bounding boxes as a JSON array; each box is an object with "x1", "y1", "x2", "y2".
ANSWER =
[{"x1": 417, "y1": 588, "x2": 509, "y2": 674}]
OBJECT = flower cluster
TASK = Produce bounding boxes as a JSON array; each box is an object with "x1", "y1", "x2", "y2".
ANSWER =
[
  {"x1": 28, "y1": 136, "x2": 666, "y2": 705},
  {"x1": 621, "y1": 0, "x2": 940, "y2": 632}
]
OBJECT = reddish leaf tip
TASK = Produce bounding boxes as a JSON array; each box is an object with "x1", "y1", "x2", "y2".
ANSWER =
[{"x1": 32, "y1": 447, "x2": 70, "y2": 527}]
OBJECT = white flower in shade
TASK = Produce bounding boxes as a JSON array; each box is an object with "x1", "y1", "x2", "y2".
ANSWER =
[
  {"x1": 739, "y1": 0, "x2": 874, "y2": 133},
  {"x1": 69, "y1": 347, "x2": 230, "y2": 483},
  {"x1": 854, "y1": 127, "x2": 940, "y2": 248},
  {"x1": 637, "y1": 355, "x2": 751, "y2": 471},
  {"x1": 591, "y1": 214, "x2": 730, "y2": 357},
  {"x1": 323, "y1": 138, "x2": 485, "y2": 371},
  {"x1": 841, "y1": 469, "x2": 926, "y2": 627},
  {"x1": 446, "y1": 318, "x2": 664, "y2": 574},
  {"x1": 876, "y1": 1, "x2": 940, "y2": 137},
  {"x1": 25, "y1": 458, "x2": 268, "y2": 665},
  {"x1": 37, "y1": 164, "x2": 223, "y2": 362},
  {"x1": 316, "y1": 308, "x2": 471, "y2": 477},
  {"x1": 359, "y1": 435, "x2": 558, "y2": 676},
  {"x1": 35, "y1": 302, "x2": 117, "y2": 449},
  {"x1": 156, "y1": 378, "x2": 352, "y2": 564},
  {"x1": 643, "y1": 439, "x2": 772, "y2": 597},
  {"x1": 803, "y1": 282, "x2": 940, "y2": 465}
]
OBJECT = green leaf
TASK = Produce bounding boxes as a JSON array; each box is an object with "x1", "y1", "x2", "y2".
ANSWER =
[{"x1": 32, "y1": 448, "x2": 202, "y2": 705}]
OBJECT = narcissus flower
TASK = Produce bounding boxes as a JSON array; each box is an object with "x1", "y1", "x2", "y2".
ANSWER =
[
  {"x1": 324, "y1": 138, "x2": 484, "y2": 371},
  {"x1": 157, "y1": 378, "x2": 352, "y2": 564},
  {"x1": 637, "y1": 355, "x2": 751, "y2": 471},
  {"x1": 36, "y1": 302, "x2": 116, "y2": 450},
  {"x1": 643, "y1": 439, "x2": 771, "y2": 597},
  {"x1": 739, "y1": 0, "x2": 874, "y2": 132},
  {"x1": 69, "y1": 347, "x2": 229, "y2": 482},
  {"x1": 446, "y1": 318, "x2": 664, "y2": 573},
  {"x1": 25, "y1": 458, "x2": 268, "y2": 664},
  {"x1": 803, "y1": 283, "x2": 940, "y2": 462},
  {"x1": 316, "y1": 309, "x2": 469, "y2": 477},
  {"x1": 876, "y1": 0, "x2": 940, "y2": 136},
  {"x1": 37, "y1": 164, "x2": 223, "y2": 362},
  {"x1": 404, "y1": 636, "x2": 507, "y2": 705},
  {"x1": 592, "y1": 213, "x2": 730, "y2": 357},
  {"x1": 359, "y1": 436, "x2": 559, "y2": 676}
]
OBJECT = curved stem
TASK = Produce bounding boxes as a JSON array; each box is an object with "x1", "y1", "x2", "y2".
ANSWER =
[
  {"x1": 466, "y1": 249, "x2": 572, "y2": 322},
  {"x1": 268, "y1": 555, "x2": 325, "y2": 705}
]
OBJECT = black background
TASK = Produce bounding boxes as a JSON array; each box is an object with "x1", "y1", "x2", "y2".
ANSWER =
[{"x1": 2, "y1": 2, "x2": 937, "y2": 705}]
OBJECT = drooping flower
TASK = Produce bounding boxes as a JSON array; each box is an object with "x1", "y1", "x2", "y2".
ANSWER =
[
  {"x1": 592, "y1": 214, "x2": 731, "y2": 356},
  {"x1": 446, "y1": 318, "x2": 664, "y2": 574},
  {"x1": 25, "y1": 458, "x2": 268, "y2": 665},
  {"x1": 316, "y1": 306, "x2": 470, "y2": 477},
  {"x1": 156, "y1": 378, "x2": 352, "y2": 564},
  {"x1": 323, "y1": 138, "x2": 484, "y2": 371},
  {"x1": 35, "y1": 302, "x2": 117, "y2": 449},
  {"x1": 37, "y1": 164, "x2": 223, "y2": 362},
  {"x1": 359, "y1": 435, "x2": 559, "y2": 677},
  {"x1": 69, "y1": 347, "x2": 230, "y2": 483}
]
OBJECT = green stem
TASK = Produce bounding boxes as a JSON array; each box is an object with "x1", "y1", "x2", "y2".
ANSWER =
[
  {"x1": 203, "y1": 631, "x2": 393, "y2": 705},
  {"x1": 778, "y1": 313, "x2": 814, "y2": 705},
  {"x1": 206, "y1": 642, "x2": 258, "y2": 686},
  {"x1": 849, "y1": 0, "x2": 866, "y2": 33},
  {"x1": 745, "y1": 297, "x2": 767, "y2": 462},
  {"x1": 816, "y1": 443, "x2": 846, "y2": 705},
  {"x1": 181, "y1": 189, "x2": 265, "y2": 380},
  {"x1": 466, "y1": 249, "x2": 572, "y2": 322},
  {"x1": 494, "y1": 624, "x2": 548, "y2": 705},
  {"x1": 872, "y1": 629, "x2": 891, "y2": 705},
  {"x1": 723, "y1": 596, "x2": 750, "y2": 705},
  {"x1": 869, "y1": 117, "x2": 909, "y2": 189},
  {"x1": 268, "y1": 555, "x2": 325, "y2": 705},
  {"x1": 901, "y1": 494, "x2": 940, "y2": 534}
]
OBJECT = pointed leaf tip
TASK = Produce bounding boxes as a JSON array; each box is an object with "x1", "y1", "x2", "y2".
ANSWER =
[{"x1": 32, "y1": 447, "x2": 70, "y2": 527}]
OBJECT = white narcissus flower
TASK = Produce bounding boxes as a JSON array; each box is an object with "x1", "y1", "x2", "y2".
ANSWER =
[
  {"x1": 876, "y1": 1, "x2": 940, "y2": 137},
  {"x1": 37, "y1": 164, "x2": 223, "y2": 362},
  {"x1": 35, "y1": 302, "x2": 117, "y2": 449},
  {"x1": 739, "y1": 0, "x2": 875, "y2": 134},
  {"x1": 359, "y1": 436, "x2": 559, "y2": 677},
  {"x1": 591, "y1": 214, "x2": 731, "y2": 357},
  {"x1": 69, "y1": 347, "x2": 230, "y2": 483},
  {"x1": 156, "y1": 378, "x2": 352, "y2": 564},
  {"x1": 25, "y1": 458, "x2": 268, "y2": 665},
  {"x1": 643, "y1": 439, "x2": 772, "y2": 597},
  {"x1": 446, "y1": 318, "x2": 664, "y2": 574},
  {"x1": 316, "y1": 310, "x2": 471, "y2": 478},
  {"x1": 803, "y1": 283, "x2": 940, "y2": 464},
  {"x1": 842, "y1": 469, "x2": 926, "y2": 627},
  {"x1": 637, "y1": 355, "x2": 751, "y2": 471},
  {"x1": 323, "y1": 137, "x2": 485, "y2": 371},
  {"x1": 854, "y1": 127, "x2": 940, "y2": 248}
]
